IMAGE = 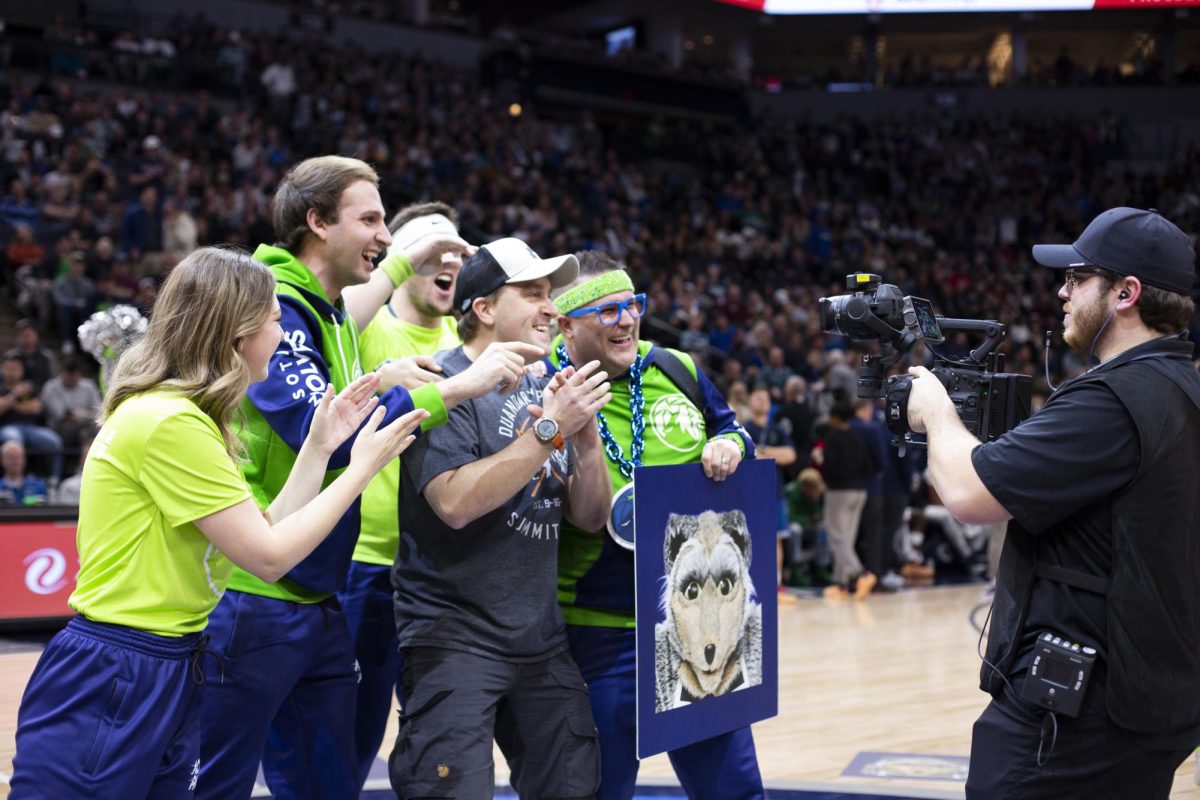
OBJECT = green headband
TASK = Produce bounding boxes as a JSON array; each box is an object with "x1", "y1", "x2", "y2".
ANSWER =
[{"x1": 554, "y1": 271, "x2": 636, "y2": 314}]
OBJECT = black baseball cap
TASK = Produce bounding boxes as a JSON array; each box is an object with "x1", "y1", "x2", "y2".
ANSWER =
[
  {"x1": 1032, "y1": 207, "x2": 1195, "y2": 295},
  {"x1": 453, "y1": 237, "x2": 579, "y2": 314}
]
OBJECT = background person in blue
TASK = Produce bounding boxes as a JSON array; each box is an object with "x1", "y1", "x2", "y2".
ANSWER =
[
  {"x1": 197, "y1": 157, "x2": 528, "y2": 800},
  {"x1": 551, "y1": 251, "x2": 764, "y2": 800},
  {"x1": 906, "y1": 207, "x2": 1200, "y2": 799}
]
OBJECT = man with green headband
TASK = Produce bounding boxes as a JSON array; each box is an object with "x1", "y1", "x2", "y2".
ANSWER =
[{"x1": 551, "y1": 251, "x2": 764, "y2": 800}]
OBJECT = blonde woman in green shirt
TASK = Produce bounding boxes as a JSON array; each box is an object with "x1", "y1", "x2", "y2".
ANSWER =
[{"x1": 10, "y1": 246, "x2": 427, "y2": 800}]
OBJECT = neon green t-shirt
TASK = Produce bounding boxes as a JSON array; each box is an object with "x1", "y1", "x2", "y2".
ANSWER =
[
  {"x1": 69, "y1": 391, "x2": 251, "y2": 636},
  {"x1": 353, "y1": 307, "x2": 460, "y2": 565}
]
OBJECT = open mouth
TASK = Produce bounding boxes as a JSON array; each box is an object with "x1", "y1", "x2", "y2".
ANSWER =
[
  {"x1": 609, "y1": 333, "x2": 634, "y2": 348},
  {"x1": 433, "y1": 272, "x2": 454, "y2": 293}
]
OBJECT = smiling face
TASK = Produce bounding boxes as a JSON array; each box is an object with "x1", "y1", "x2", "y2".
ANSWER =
[
  {"x1": 317, "y1": 180, "x2": 392, "y2": 293},
  {"x1": 238, "y1": 298, "x2": 283, "y2": 383},
  {"x1": 486, "y1": 278, "x2": 556, "y2": 353},
  {"x1": 560, "y1": 288, "x2": 641, "y2": 376}
]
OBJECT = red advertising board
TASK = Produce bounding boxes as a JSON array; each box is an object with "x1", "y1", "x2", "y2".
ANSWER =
[{"x1": 0, "y1": 519, "x2": 78, "y2": 622}]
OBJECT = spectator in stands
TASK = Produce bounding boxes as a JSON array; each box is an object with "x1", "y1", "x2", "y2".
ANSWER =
[
  {"x1": 162, "y1": 197, "x2": 198, "y2": 256},
  {"x1": 53, "y1": 436, "x2": 90, "y2": 506},
  {"x1": 5, "y1": 224, "x2": 44, "y2": 274},
  {"x1": 0, "y1": 180, "x2": 39, "y2": 232},
  {"x1": 0, "y1": 356, "x2": 63, "y2": 483},
  {"x1": 761, "y1": 345, "x2": 795, "y2": 400},
  {"x1": 120, "y1": 186, "x2": 162, "y2": 256},
  {"x1": 786, "y1": 467, "x2": 831, "y2": 586},
  {"x1": 777, "y1": 375, "x2": 815, "y2": 482},
  {"x1": 52, "y1": 252, "x2": 95, "y2": 354},
  {"x1": 96, "y1": 255, "x2": 138, "y2": 307},
  {"x1": 40, "y1": 357, "x2": 100, "y2": 453},
  {"x1": 0, "y1": 440, "x2": 48, "y2": 507},
  {"x1": 743, "y1": 386, "x2": 798, "y2": 594},
  {"x1": 4, "y1": 319, "x2": 58, "y2": 392}
]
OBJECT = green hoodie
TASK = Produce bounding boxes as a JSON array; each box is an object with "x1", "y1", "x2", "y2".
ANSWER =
[{"x1": 227, "y1": 244, "x2": 446, "y2": 602}]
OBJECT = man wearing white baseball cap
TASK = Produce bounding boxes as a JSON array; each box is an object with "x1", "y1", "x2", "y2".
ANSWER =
[
  {"x1": 906, "y1": 206, "x2": 1200, "y2": 798},
  {"x1": 341, "y1": 203, "x2": 527, "y2": 791},
  {"x1": 389, "y1": 238, "x2": 614, "y2": 799}
]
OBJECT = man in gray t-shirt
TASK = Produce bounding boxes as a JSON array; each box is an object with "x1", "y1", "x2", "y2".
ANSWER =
[{"x1": 389, "y1": 238, "x2": 613, "y2": 800}]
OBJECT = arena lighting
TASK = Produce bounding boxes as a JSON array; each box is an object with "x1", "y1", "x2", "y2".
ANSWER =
[{"x1": 717, "y1": 0, "x2": 1200, "y2": 12}]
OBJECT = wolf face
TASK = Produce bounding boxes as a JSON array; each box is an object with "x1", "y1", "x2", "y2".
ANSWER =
[{"x1": 657, "y1": 509, "x2": 759, "y2": 705}]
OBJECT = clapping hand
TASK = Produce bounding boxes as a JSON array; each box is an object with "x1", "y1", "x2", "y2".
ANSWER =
[
  {"x1": 534, "y1": 360, "x2": 611, "y2": 439},
  {"x1": 307, "y1": 373, "x2": 382, "y2": 456},
  {"x1": 348, "y1": 406, "x2": 430, "y2": 479}
]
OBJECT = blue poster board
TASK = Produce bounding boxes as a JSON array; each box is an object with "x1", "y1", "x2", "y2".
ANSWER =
[{"x1": 634, "y1": 458, "x2": 778, "y2": 759}]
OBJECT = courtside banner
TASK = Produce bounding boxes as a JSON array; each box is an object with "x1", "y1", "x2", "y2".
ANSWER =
[
  {"x1": 722, "y1": 0, "x2": 1200, "y2": 12},
  {"x1": 0, "y1": 520, "x2": 78, "y2": 621},
  {"x1": 634, "y1": 459, "x2": 778, "y2": 759}
]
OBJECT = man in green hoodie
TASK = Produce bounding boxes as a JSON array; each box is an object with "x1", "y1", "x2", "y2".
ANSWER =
[{"x1": 198, "y1": 156, "x2": 538, "y2": 800}]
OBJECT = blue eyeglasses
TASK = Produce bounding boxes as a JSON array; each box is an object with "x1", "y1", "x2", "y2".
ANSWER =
[{"x1": 566, "y1": 293, "x2": 648, "y2": 327}]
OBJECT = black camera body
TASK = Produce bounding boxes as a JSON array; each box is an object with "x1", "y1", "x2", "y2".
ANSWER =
[{"x1": 819, "y1": 273, "x2": 1032, "y2": 446}]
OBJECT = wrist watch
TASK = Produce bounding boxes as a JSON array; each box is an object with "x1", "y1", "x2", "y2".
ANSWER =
[{"x1": 533, "y1": 417, "x2": 565, "y2": 450}]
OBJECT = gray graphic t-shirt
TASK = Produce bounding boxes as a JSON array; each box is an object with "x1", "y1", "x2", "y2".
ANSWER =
[{"x1": 393, "y1": 346, "x2": 574, "y2": 661}]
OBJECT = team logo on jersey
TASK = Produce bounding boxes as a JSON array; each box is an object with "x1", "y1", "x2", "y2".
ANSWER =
[{"x1": 648, "y1": 394, "x2": 705, "y2": 453}]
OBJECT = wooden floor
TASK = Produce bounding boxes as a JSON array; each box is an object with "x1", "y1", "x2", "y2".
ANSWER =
[{"x1": 1, "y1": 584, "x2": 1195, "y2": 798}]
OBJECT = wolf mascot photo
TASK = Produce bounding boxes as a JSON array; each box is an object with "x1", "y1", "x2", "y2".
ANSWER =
[{"x1": 655, "y1": 509, "x2": 763, "y2": 712}]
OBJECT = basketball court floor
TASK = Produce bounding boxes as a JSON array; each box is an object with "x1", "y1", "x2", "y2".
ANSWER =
[{"x1": 1, "y1": 584, "x2": 1195, "y2": 798}]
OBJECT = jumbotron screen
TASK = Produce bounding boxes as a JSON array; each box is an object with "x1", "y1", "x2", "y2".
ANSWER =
[{"x1": 718, "y1": 0, "x2": 1200, "y2": 12}]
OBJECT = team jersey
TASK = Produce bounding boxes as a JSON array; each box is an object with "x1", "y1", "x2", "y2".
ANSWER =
[
  {"x1": 69, "y1": 391, "x2": 250, "y2": 636},
  {"x1": 551, "y1": 339, "x2": 752, "y2": 628},
  {"x1": 353, "y1": 309, "x2": 459, "y2": 566}
]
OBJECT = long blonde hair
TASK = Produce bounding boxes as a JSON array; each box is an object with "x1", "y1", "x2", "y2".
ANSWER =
[{"x1": 102, "y1": 246, "x2": 276, "y2": 458}]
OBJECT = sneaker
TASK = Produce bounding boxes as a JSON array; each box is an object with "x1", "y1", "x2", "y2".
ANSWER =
[
  {"x1": 880, "y1": 571, "x2": 906, "y2": 592},
  {"x1": 900, "y1": 561, "x2": 935, "y2": 579}
]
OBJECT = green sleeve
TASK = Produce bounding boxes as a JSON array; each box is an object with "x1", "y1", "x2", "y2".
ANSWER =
[{"x1": 410, "y1": 382, "x2": 448, "y2": 431}]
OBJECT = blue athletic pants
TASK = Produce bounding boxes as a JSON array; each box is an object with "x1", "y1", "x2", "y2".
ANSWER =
[
  {"x1": 338, "y1": 560, "x2": 406, "y2": 792},
  {"x1": 196, "y1": 590, "x2": 358, "y2": 800},
  {"x1": 565, "y1": 624, "x2": 765, "y2": 800},
  {"x1": 11, "y1": 616, "x2": 208, "y2": 799}
]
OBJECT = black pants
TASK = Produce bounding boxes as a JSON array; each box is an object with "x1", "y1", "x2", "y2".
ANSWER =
[
  {"x1": 390, "y1": 646, "x2": 600, "y2": 799},
  {"x1": 966, "y1": 688, "x2": 1192, "y2": 799},
  {"x1": 855, "y1": 491, "x2": 887, "y2": 577}
]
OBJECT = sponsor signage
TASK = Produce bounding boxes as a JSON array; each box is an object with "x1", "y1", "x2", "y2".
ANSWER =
[{"x1": 0, "y1": 519, "x2": 77, "y2": 621}]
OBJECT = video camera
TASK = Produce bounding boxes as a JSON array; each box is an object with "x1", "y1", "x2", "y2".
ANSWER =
[{"x1": 819, "y1": 274, "x2": 1031, "y2": 448}]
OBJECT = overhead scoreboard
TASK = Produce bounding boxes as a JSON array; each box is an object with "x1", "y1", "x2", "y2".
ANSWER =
[{"x1": 718, "y1": 1, "x2": 1200, "y2": 13}]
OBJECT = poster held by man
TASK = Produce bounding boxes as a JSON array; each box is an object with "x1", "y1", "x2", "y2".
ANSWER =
[{"x1": 635, "y1": 458, "x2": 779, "y2": 758}]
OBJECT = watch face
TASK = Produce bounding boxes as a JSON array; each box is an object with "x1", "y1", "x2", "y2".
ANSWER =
[{"x1": 535, "y1": 418, "x2": 558, "y2": 439}]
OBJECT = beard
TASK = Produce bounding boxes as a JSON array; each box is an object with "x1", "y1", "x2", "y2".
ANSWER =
[{"x1": 1063, "y1": 294, "x2": 1111, "y2": 356}]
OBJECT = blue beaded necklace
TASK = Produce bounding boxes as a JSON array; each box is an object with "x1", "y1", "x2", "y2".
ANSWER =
[{"x1": 556, "y1": 341, "x2": 645, "y2": 480}]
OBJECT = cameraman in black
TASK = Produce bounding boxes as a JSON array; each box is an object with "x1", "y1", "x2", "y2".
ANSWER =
[{"x1": 905, "y1": 207, "x2": 1200, "y2": 799}]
